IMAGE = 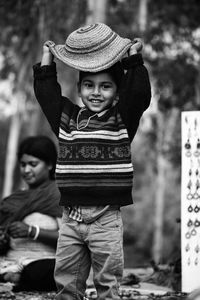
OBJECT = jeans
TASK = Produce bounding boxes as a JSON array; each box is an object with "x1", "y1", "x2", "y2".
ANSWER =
[{"x1": 54, "y1": 207, "x2": 124, "y2": 300}]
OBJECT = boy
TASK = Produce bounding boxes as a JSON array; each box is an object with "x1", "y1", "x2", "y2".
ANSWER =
[{"x1": 33, "y1": 23, "x2": 151, "y2": 300}]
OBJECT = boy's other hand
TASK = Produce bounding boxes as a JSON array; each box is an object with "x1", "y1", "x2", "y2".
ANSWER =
[
  {"x1": 41, "y1": 42, "x2": 54, "y2": 66},
  {"x1": 43, "y1": 44, "x2": 51, "y2": 54},
  {"x1": 129, "y1": 38, "x2": 143, "y2": 56}
]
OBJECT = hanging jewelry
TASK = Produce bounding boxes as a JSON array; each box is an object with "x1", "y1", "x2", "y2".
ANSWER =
[
  {"x1": 193, "y1": 179, "x2": 200, "y2": 200},
  {"x1": 185, "y1": 227, "x2": 197, "y2": 239},
  {"x1": 195, "y1": 244, "x2": 200, "y2": 253},
  {"x1": 185, "y1": 139, "x2": 192, "y2": 157},
  {"x1": 185, "y1": 243, "x2": 190, "y2": 252},
  {"x1": 187, "y1": 219, "x2": 193, "y2": 227},
  {"x1": 185, "y1": 231, "x2": 191, "y2": 239},
  {"x1": 194, "y1": 219, "x2": 200, "y2": 227},
  {"x1": 194, "y1": 205, "x2": 199, "y2": 213},
  {"x1": 194, "y1": 138, "x2": 200, "y2": 157},
  {"x1": 188, "y1": 205, "x2": 193, "y2": 213},
  {"x1": 191, "y1": 228, "x2": 197, "y2": 236},
  {"x1": 193, "y1": 119, "x2": 200, "y2": 157},
  {"x1": 187, "y1": 179, "x2": 193, "y2": 200},
  {"x1": 187, "y1": 257, "x2": 191, "y2": 265},
  {"x1": 185, "y1": 117, "x2": 192, "y2": 157},
  {"x1": 194, "y1": 257, "x2": 198, "y2": 266},
  {"x1": 197, "y1": 159, "x2": 200, "y2": 178}
]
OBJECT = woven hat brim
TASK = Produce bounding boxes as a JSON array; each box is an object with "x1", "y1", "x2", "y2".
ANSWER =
[{"x1": 48, "y1": 38, "x2": 132, "y2": 72}]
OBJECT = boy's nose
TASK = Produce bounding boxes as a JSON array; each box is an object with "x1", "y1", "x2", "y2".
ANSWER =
[{"x1": 93, "y1": 86, "x2": 100, "y2": 95}]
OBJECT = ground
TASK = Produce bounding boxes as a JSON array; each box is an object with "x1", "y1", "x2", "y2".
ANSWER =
[{"x1": 0, "y1": 264, "x2": 187, "y2": 300}]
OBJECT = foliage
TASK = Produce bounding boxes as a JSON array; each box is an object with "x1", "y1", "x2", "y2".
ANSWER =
[
  {"x1": 107, "y1": 0, "x2": 200, "y2": 264},
  {"x1": 0, "y1": 0, "x2": 87, "y2": 192},
  {"x1": 0, "y1": 0, "x2": 87, "y2": 94}
]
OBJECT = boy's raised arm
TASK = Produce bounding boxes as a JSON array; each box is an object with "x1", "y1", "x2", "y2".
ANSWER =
[
  {"x1": 119, "y1": 40, "x2": 151, "y2": 141},
  {"x1": 33, "y1": 45, "x2": 67, "y2": 137},
  {"x1": 41, "y1": 44, "x2": 54, "y2": 66}
]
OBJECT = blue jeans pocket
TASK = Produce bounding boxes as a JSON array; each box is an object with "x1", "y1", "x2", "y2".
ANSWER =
[
  {"x1": 95, "y1": 210, "x2": 122, "y2": 231},
  {"x1": 61, "y1": 208, "x2": 78, "y2": 226}
]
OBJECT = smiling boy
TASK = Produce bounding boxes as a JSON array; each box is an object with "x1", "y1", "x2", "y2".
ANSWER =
[
  {"x1": 33, "y1": 23, "x2": 151, "y2": 300},
  {"x1": 78, "y1": 72, "x2": 117, "y2": 113}
]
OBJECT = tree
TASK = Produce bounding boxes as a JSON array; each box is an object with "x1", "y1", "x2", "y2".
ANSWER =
[
  {"x1": 108, "y1": 0, "x2": 200, "y2": 264},
  {"x1": 0, "y1": 0, "x2": 87, "y2": 197},
  {"x1": 146, "y1": 0, "x2": 200, "y2": 262},
  {"x1": 1, "y1": 0, "x2": 200, "y2": 266},
  {"x1": 87, "y1": 0, "x2": 107, "y2": 23}
]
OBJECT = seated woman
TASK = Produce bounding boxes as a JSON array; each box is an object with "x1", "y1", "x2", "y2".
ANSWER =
[{"x1": 0, "y1": 136, "x2": 62, "y2": 291}]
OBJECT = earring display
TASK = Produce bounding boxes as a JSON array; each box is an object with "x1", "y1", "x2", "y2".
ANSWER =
[{"x1": 182, "y1": 112, "x2": 200, "y2": 293}]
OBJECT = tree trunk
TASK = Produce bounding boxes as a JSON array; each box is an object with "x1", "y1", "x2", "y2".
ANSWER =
[
  {"x1": 86, "y1": 0, "x2": 107, "y2": 24},
  {"x1": 2, "y1": 97, "x2": 23, "y2": 198},
  {"x1": 1, "y1": 1, "x2": 50, "y2": 199},
  {"x1": 28, "y1": 1, "x2": 48, "y2": 136},
  {"x1": 152, "y1": 151, "x2": 167, "y2": 263},
  {"x1": 137, "y1": 0, "x2": 148, "y2": 32},
  {"x1": 195, "y1": 66, "x2": 200, "y2": 108},
  {"x1": 152, "y1": 108, "x2": 179, "y2": 263}
]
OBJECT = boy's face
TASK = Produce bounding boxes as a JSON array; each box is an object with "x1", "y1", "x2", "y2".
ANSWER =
[{"x1": 78, "y1": 72, "x2": 118, "y2": 113}]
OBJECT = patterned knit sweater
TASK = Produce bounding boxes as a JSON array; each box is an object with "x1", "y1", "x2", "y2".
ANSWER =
[{"x1": 33, "y1": 54, "x2": 151, "y2": 207}]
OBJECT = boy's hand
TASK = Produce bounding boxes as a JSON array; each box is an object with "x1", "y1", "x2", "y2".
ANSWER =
[
  {"x1": 41, "y1": 41, "x2": 54, "y2": 66},
  {"x1": 43, "y1": 44, "x2": 51, "y2": 54},
  {"x1": 129, "y1": 38, "x2": 143, "y2": 56}
]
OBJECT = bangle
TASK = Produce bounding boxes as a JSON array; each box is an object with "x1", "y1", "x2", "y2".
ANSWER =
[
  {"x1": 32, "y1": 225, "x2": 40, "y2": 240},
  {"x1": 28, "y1": 226, "x2": 32, "y2": 237}
]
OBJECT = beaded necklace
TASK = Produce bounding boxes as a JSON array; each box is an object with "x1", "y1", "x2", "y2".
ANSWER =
[
  {"x1": 76, "y1": 107, "x2": 97, "y2": 130},
  {"x1": 76, "y1": 107, "x2": 109, "y2": 130}
]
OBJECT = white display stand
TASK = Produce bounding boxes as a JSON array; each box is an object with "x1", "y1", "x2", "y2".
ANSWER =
[{"x1": 181, "y1": 111, "x2": 200, "y2": 293}]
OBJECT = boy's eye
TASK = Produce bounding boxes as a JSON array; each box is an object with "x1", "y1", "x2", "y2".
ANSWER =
[
  {"x1": 102, "y1": 84, "x2": 111, "y2": 89},
  {"x1": 83, "y1": 82, "x2": 93, "y2": 88}
]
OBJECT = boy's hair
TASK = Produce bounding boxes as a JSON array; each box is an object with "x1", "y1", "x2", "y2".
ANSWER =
[
  {"x1": 17, "y1": 136, "x2": 57, "y2": 179},
  {"x1": 78, "y1": 61, "x2": 124, "y2": 90}
]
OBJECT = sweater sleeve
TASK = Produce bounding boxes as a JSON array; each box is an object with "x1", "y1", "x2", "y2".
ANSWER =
[
  {"x1": 33, "y1": 62, "x2": 73, "y2": 137},
  {"x1": 119, "y1": 53, "x2": 151, "y2": 142}
]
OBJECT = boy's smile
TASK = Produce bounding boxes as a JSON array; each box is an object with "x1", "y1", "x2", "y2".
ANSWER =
[{"x1": 78, "y1": 72, "x2": 118, "y2": 113}]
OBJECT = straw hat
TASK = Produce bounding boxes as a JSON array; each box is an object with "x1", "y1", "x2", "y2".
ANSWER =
[{"x1": 45, "y1": 23, "x2": 132, "y2": 72}]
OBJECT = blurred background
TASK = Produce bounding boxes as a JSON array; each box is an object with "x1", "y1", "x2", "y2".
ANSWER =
[{"x1": 0, "y1": 0, "x2": 200, "y2": 269}]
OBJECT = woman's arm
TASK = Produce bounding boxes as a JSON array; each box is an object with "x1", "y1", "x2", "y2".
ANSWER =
[
  {"x1": 29, "y1": 226, "x2": 59, "y2": 248},
  {"x1": 0, "y1": 227, "x2": 10, "y2": 255},
  {"x1": 8, "y1": 221, "x2": 59, "y2": 248}
]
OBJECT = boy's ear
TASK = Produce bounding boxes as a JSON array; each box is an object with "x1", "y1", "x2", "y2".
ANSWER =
[
  {"x1": 77, "y1": 82, "x2": 81, "y2": 96},
  {"x1": 115, "y1": 93, "x2": 119, "y2": 102},
  {"x1": 48, "y1": 163, "x2": 53, "y2": 171}
]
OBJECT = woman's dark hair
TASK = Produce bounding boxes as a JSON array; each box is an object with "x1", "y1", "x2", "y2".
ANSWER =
[{"x1": 17, "y1": 136, "x2": 57, "y2": 179}]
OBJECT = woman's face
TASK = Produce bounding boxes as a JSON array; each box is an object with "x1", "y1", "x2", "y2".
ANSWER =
[{"x1": 19, "y1": 154, "x2": 52, "y2": 188}]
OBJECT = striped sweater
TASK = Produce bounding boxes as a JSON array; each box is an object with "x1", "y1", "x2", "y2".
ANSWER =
[{"x1": 33, "y1": 53, "x2": 151, "y2": 206}]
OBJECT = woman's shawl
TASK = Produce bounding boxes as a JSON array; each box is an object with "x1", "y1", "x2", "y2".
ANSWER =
[{"x1": 0, "y1": 181, "x2": 62, "y2": 228}]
